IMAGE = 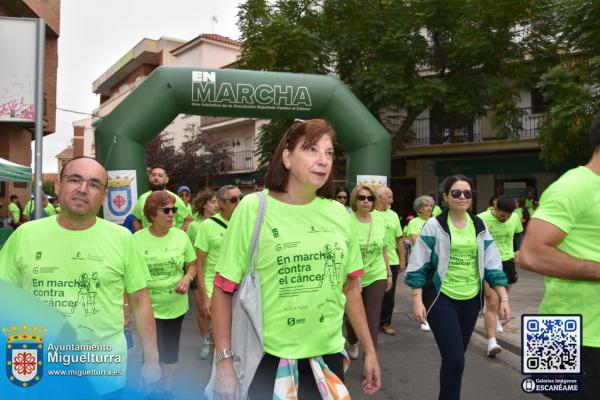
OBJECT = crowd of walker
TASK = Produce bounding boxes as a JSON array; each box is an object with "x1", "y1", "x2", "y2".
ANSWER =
[{"x1": 0, "y1": 115, "x2": 599, "y2": 400}]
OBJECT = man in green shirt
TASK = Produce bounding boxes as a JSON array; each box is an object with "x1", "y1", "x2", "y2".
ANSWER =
[
  {"x1": 0, "y1": 156, "x2": 161, "y2": 396},
  {"x1": 519, "y1": 113, "x2": 600, "y2": 398},
  {"x1": 132, "y1": 164, "x2": 192, "y2": 231},
  {"x1": 478, "y1": 194, "x2": 523, "y2": 357},
  {"x1": 375, "y1": 186, "x2": 404, "y2": 336},
  {"x1": 194, "y1": 184, "x2": 242, "y2": 359}
]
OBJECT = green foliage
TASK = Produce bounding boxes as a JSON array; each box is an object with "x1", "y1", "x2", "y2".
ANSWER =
[
  {"x1": 535, "y1": 0, "x2": 600, "y2": 166},
  {"x1": 255, "y1": 119, "x2": 292, "y2": 172},
  {"x1": 145, "y1": 125, "x2": 233, "y2": 193},
  {"x1": 42, "y1": 179, "x2": 56, "y2": 198}
]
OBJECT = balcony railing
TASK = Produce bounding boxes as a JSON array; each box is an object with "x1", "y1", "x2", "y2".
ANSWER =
[
  {"x1": 230, "y1": 150, "x2": 254, "y2": 171},
  {"x1": 405, "y1": 107, "x2": 544, "y2": 146},
  {"x1": 201, "y1": 116, "x2": 235, "y2": 127}
]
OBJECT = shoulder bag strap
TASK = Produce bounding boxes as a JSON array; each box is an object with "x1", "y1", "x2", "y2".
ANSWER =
[
  {"x1": 246, "y1": 191, "x2": 267, "y2": 276},
  {"x1": 209, "y1": 216, "x2": 228, "y2": 230}
]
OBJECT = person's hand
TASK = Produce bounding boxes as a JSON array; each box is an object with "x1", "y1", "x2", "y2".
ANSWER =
[
  {"x1": 362, "y1": 350, "x2": 381, "y2": 395},
  {"x1": 499, "y1": 301, "x2": 512, "y2": 326},
  {"x1": 385, "y1": 276, "x2": 393, "y2": 292},
  {"x1": 200, "y1": 294, "x2": 212, "y2": 319},
  {"x1": 215, "y1": 361, "x2": 240, "y2": 400},
  {"x1": 175, "y1": 275, "x2": 191, "y2": 294},
  {"x1": 513, "y1": 251, "x2": 520, "y2": 265},
  {"x1": 412, "y1": 300, "x2": 427, "y2": 324},
  {"x1": 139, "y1": 360, "x2": 161, "y2": 392}
]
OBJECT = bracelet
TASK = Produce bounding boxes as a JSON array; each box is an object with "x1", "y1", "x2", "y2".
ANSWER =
[{"x1": 500, "y1": 297, "x2": 509, "y2": 303}]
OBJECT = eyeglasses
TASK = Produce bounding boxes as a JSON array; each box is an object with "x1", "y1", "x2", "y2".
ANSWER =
[
  {"x1": 449, "y1": 189, "x2": 473, "y2": 199},
  {"x1": 159, "y1": 207, "x2": 178, "y2": 215},
  {"x1": 223, "y1": 195, "x2": 243, "y2": 204},
  {"x1": 61, "y1": 174, "x2": 107, "y2": 192},
  {"x1": 336, "y1": 195, "x2": 347, "y2": 200},
  {"x1": 356, "y1": 195, "x2": 375, "y2": 202}
]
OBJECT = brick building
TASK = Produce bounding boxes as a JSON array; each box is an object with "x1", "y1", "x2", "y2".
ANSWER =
[{"x1": 0, "y1": 0, "x2": 60, "y2": 209}]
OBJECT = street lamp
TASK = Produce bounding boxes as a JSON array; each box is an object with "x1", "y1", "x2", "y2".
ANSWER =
[{"x1": 201, "y1": 151, "x2": 213, "y2": 188}]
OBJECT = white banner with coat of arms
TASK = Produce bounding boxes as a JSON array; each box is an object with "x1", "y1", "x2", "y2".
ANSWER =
[{"x1": 103, "y1": 170, "x2": 137, "y2": 225}]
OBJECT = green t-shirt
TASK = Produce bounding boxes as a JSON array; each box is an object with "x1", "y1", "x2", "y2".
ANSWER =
[
  {"x1": 406, "y1": 216, "x2": 429, "y2": 240},
  {"x1": 8, "y1": 202, "x2": 20, "y2": 222},
  {"x1": 194, "y1": 214, "x2": 228, "y2": 298},
  {"x1": 0, "y1": 216, "x2": 149, "y2": 393},
  {"x1": 45, "y1": 203, "x2": 57, "y2": 216},
  {"x1": 132, "y1": 190, "x2": 191, "y2": 230},
  {"x1": 477, "y1": 209, "x2": 523, "y2": 261},
  {"x1": 375, "y1": 209, "x2": 402, "y2": 266},
  {"x1": 432, "y1": 205, "x2": 443, "y2": 216},
  {"x1": 216, "y1": 194, "x2": 362, "y2": 359},
  {"x1": 350, "y1": 212, "x2": 387, "y2": 287},
  {"x1": 441, "y1": 214, "x2": 480, "y2": 300},
  {"x1": 134, "y1": 227, "x2": 196, "y2": 319},
  {"x1": 187, "y1": 220, "x2": 202, "y2": 245},
  {"x1": 533, "y1": 166, "x2": 600, "y2": 347}
]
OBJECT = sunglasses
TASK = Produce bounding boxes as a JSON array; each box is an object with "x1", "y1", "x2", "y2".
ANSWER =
[
  {"x1": 224, "y1": 195, "x2": 243, "y2": 204},
  {"x1": 356, "y1": 195, "x2": 375, "y2": 202},
  {"x1": 159, "y1": 207, "x2": 178, "y2": 215},
  {"x1": 449, "y1": 190, "x2": 473, "y2": 199}
]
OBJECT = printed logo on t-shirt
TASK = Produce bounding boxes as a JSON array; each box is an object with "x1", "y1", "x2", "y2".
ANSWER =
[
  {"x1": 272, "y1": 228, "x2": 280, "y2": 238},
  {"x1": 35, "y1": 252, "x2": 42, "y2": 261},
  {"x1": 308, "y1": 225, "x2": 336, "y2": 234},
  {"x1": 31, "y1": 272, "x2": 102, "y2": 315},
  {"x1": 276, "y1": 241, "x2": 343, "y2": 298},
  {"x1": 72, "y1": 252, "x2": 85, "y2": 261}
]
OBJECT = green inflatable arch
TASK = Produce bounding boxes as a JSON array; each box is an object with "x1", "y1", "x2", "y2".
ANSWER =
[{"x1": 95, "y1": 67, "x2": 390, "y2": 193}]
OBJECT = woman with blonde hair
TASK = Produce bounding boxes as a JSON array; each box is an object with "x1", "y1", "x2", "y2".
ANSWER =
[{"x1": 345, "y1": 184, "x2": 391, "y2": 359}]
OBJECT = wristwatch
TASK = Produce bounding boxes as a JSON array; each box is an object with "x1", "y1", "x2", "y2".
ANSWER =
[{"x1": 214, "y1": 348, "x2": 237, "y2": 364}]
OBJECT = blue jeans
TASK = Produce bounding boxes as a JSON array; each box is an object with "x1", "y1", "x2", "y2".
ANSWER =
[{"x1": 427, "y1": 292, "x2": 480, "y2": 400}]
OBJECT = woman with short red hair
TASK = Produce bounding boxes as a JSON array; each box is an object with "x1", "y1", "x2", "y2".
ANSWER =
[{"x1": 134, "y1": 190, "x2": 197, "y2": 398}]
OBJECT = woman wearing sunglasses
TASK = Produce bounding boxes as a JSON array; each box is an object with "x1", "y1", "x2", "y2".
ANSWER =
[
  {"x1": 134, "y1": 190, "x2": 197, "y2": 398},
  {"x1": 212, "y1": 119, "x2": 380, "y2": 399},
  {"x1": 405, "y1": 175, "x2": 511, "y2": 400},
  {"x1": 345, "y1": 184, "x2": 392, "y2": 360},
  {"x1": 335, "y1": 186, "x2": 352, "y2": 213}
]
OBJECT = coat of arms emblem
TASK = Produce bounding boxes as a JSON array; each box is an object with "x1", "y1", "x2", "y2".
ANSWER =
[{"x1": 3, "y1": 324, "x2": 45, "y2": 387}]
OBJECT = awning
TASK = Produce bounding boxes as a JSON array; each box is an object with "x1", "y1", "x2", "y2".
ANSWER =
[{"x1": 0, "y1": 157, "x2": 32, "y2": 182}]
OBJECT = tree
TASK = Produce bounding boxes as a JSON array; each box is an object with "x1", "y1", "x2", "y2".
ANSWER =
[
  {"x1": 237, "y1": 0, "x2": 546, "y2": 161},
  {"x1": 144, "y1": 126, "x2": 232, "y2": 194},
  {"x1": 536, "y1": 0, "x2": 600, "y2": 166},
  {"x1": 238, "y1": 0, "x2": 331, "y2": 170}
]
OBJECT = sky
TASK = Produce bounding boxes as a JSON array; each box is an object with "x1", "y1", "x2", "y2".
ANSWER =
[{"x1": 36, "y1": 0, "x2": 242, "y2": 172}]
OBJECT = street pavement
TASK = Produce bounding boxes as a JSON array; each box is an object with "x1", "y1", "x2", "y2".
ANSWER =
[{"x1": 125, "y1": 265, "x2": 546, "y2": 399}]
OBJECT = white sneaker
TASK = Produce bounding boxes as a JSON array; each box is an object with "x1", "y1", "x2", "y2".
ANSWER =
[
  {"x1": 496, "y1": 319, "x2": 504, "y2": 333},
  {"x1": 347, "y1": 343, "x2": 359, "y2": 360},
  {"x1": 487, "y1": 340, "x2": 502, "y2": 357},
  {"x1": 420, "y1": 321, "x2": 431, "y2": 332}
]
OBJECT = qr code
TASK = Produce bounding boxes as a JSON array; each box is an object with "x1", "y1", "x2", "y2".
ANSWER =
[{"x1": 522, "y1": 315, "x2": 581, "y2": 374}]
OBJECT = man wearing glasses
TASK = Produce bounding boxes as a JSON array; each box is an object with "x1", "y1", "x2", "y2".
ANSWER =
[
  {"x1": 132, "y1": 164, "x2": 193, "y2": 232},
  {"x1": 193, "y1": 185, "x2": 242, "y2": 359},
  {"x1": 0, "y1": 156, "x2": 161, "y2": 396}
]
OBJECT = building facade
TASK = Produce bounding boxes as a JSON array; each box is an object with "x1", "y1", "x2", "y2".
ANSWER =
[
  {"x1": 81, "y1": 33, "x2": 265, "y2": 193},
  {"x1": 382, "y1": 90, "x2": 558, "y2": 219},
  {"x1": 0, "y1": 0, "x2": 60, "y2": 210}
]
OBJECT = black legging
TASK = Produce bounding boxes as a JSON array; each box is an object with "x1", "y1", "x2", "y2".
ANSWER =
[
  {"x1": 155, "y1": 315, "x2": 185, "y2": 364},
  {"x1": 427, "y1": 292, "x2": 480, "y2": 400},
  {"x1": 347, "y1": 279, "x2": 387, "y2": 349},
  {"x1": 380, "y1": 265, "x2": 400, "y2": 327},
  {"x1": 249, "y1": 352, "x2": 344, "y2": 399}
]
